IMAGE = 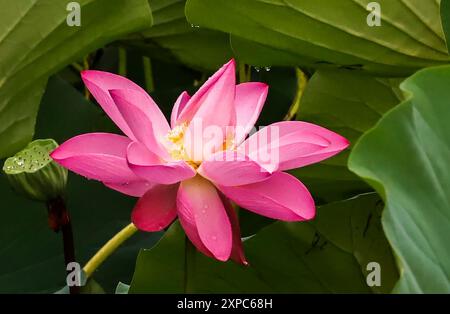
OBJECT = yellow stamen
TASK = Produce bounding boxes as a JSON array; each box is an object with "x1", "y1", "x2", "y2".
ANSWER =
[
  {"x1": 165, "y1": 123, "x2": 199, "y2": 169},
  {"x1": 164, "y1": 122, "x2": 236, "y2": 169}
]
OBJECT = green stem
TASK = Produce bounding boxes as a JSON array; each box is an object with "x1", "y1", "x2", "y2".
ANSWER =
[
  {"x1": 83, "y1": 223, "x2": 138, "y2": 278},
  {"x1": 143, "y1": 56, "x2": 155, "y2": 93},
  {"x1": 82, "y1": 56, "x2": 91, "y2": 100},
  {"x1": 239, "y1": 62, "x2": 248, "y2": 83},
  {"x1": 284, "y1": 67, "x2": 308, "y2": 121},
  {"x1": 71, "y1": 62, "x2": 84, "y2": 72},
  {"x1": 238, "y1": 62, "x2": 252, "y2": 83},
  {"x1": 118, "y1": 47, "x2": 127, "y2": 77},
  {"x1": 47, "y1": 197, "x2": 80, "y2": 295}
]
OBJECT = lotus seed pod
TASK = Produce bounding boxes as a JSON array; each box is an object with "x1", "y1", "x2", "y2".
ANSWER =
[{"x1": 2, "y1": 139, "x2": 68, "y2": 202}]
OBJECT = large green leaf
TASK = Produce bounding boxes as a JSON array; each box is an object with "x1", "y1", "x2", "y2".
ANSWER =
[
  {"x1": 349, "y1": 65, "x2": 450, "y2": 293},
  {"x1": 124, "y1": 0, "x2": 233, "y2": 70},
  {"x1": 442, "y1": 0, "x2": 450, "y2": 52},
  {"x1": 0, "y1": 0, "x2": 152, "y2": 158},
  {"x1": 0, "y1": 77, "x2": 160, "y2": 293},
  {"x1": 186, "y1": 0, "x2": 449, "y2": 75},
  {"x1": 130, "y1": 193, "x2": 397, "y2": 293},
  {"x1": 292, "y1": 70, "x2": 403, "y2": 203}
]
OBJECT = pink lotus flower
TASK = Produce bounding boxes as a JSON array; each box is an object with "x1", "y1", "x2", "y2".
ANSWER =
[{"x1": 51, "y1": 60, "x2": 349, "y2": 264}]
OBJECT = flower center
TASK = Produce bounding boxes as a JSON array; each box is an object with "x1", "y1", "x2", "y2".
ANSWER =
[
  {"x1": 165, "y1": 123, "x2": 199, "y2": 169},
  {"x1": 164, "y1": 123, "x2": 237, "y2": 170}
]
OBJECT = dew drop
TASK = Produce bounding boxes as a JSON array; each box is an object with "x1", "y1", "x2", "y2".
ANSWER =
[
  {"x1": 264, "y1": 66, "x2": 271, "y2": 72},
  {"x1": 254, "y1": 66, "x2": 261, "y2": 72}
]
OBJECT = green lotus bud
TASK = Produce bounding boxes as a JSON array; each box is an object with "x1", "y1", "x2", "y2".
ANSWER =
[{"x1": 2, "y1": 139, "x2": 68, "y2": 202}]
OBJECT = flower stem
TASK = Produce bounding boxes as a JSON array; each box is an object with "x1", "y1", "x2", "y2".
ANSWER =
[
  {"x1": 82, "y1": 55, "x2": 91, "y2": 100},
  {"x1": 118, "y1": 46, "x2": 127, "y2": 77},
  {"x1": 71, "y1": 62, "x2": 84, "y2": 72},
  {"x1": 47, "y1": 197, "x2": 79, "y2": 294},
  {"x1": 238, "y1": 62, "x2": 251, "y2": 83},
  {"x1": 83, "y1": 223, "x2": 138, "y2": 278},
  {"x1": 284, "y1": 67, "x2": 308, "y2": 121},
  {"x1": 143, "y1": 56, "x2": 155, "y2": 93}
]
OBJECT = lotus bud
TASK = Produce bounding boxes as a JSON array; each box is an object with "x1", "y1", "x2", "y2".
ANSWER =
[{"x1": 2, "y1": 139, "x2": 68, "y2": 202}]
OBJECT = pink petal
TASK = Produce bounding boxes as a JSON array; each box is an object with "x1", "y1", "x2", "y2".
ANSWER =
[
  {"x1": 51, "y1": 133, "x2": 138, "y2": 183},
  {"x1": 104, "y1": 181, "x2": 154, "y2": 197},
  {"x1": 81, "y1": 70, "x2": 168, "y2": 140},
  {"x1": 177, "y1": 176, "x2": 232, "y2": 261},
  {"x1": 131, "y1": 184, "x2": 178, "y2": 231},
  {"x1": 177, "y1": 204, "x2": 214, "y2": 260},
  {"x1": 170, "y1": 91, "x2": 190, "y2": 128},
  {"x1": 198, "y1": 150, "x2": 271, "y2": 186},
  {"x1": 127, "y1": 142, "x2": 196, "y2": 185},
  {"x1": 234, "y1": 82, "x2": 269, "y2": 145},
  {"x1": 81, "y1": 71, "x2": 135, "y2": 139},
  {"x1": 239, "y1": 121, "x2": 350, "y2": 172},
  {"x1": 218, "y1": 172, "x2": 316, "y2": 221},
  {"x1": 109, "y1": 89, "x2": 170, "y2": 159},
  {"x1": 178, "y1": 59, "x2": 236, "y2": 125},
  {"x1": 220, "y1": 194, "x2": 248, "y2": 266},
  {"x1": 181, "y1": 60, "x2": 237, "y2": 162}
]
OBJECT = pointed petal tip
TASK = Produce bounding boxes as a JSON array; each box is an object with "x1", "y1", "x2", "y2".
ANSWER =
[
  {"x1": 232, "y1": 253, "x2": 249, "y2": 266},
  {"x1": 331, "y1": 133, "x2": 351, "y2": 154},
  {"x1": 80, "y1": 69, "x2": 105, "y2": 82},
  {"x1": 254, "y1": 81, "x2": 269, "y2": 90},
  {"x1": 298, "y1": 204, "x2": 316, "y2": 221},
  {"x1": 222, "y1": 59, "x2": 236, "y2": 74},
  {"x1": 342, "y1": 136, "x2": 351, "y2": 150},
  {"x1": 226, "y1": 58, "x2": 236, "y2": 67},
  {"x1": 49, "y1": 147, "x2": 58, "y2": 160},
  {"x1": 80, "y1": 69, "x2": 90, "y2": 79},
  {"x1": 214, "y1": 253, "x2": 231, "y2": 262},
  {"x1": 49, "y1": 148, "x2": 66, "y2": 165},
  {"x1": 179, "y1": 90, "x2": 190, "y2": 97}
]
